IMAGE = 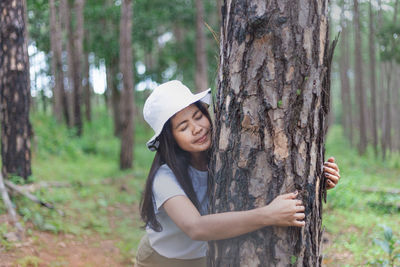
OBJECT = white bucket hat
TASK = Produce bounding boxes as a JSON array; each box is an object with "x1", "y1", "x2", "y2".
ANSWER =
[{"x1": 143, "y1": 80, "x2": 211, "y2": 151}]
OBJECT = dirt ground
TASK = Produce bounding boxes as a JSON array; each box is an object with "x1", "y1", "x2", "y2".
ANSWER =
[{"x1": 0, "y1": 223, "x2": 131, "y2": 267}]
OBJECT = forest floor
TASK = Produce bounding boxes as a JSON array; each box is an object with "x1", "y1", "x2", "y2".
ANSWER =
[
  {"x1": 0, "y1": 174, "x2": 143, "y2": 267},
  {"x1": 1, "y1": 111, "x2": 399, "y2": 266},
  {"x1": 0, "y1": 218, "x2": 127, "y2": 267}
]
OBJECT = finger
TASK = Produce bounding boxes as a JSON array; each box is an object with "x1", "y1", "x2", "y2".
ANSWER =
[
  {"x1": 327, "y1": 157, "x2": 335, "y2": 163},
  {"x1": 283, "y1": 191, "x2": 298, "y2": 199},
  {"x1": 325, "y1": 173, "x2": 339, "y2": 184},
  {"x1": 325, "y1": 179, "x2": 336, "y2": 189},
  {"x1": 295, "y1": 199, "x2": 303, "y2": 206},
  {"x1": 296, "y1": 205, "x2": 305, "y2": 212},
  {"x1": 323, "y1": 166, "x2": 340, "y2": 178},
  {"x1": 324, "y1": 162, "x2": 339, "y2": 172},
  {"x1": 292, "y1": 220, "x2": 305, "y2": 227},
  {"x1": 294, "y1": 213, "x2": 305, "y2": 220}
]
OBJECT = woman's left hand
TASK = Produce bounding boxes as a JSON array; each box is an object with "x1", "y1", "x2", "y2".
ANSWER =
[{"x1": 323, "y1": 157, "x2": 340, "y2": 190}]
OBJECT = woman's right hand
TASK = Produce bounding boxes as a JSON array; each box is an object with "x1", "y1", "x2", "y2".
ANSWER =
[{"x1": 262, "y1": 191, "x2": 305, "y2": 227}]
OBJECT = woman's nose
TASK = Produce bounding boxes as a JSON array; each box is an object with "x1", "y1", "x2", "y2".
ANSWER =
[{"x1": 192, "y1": 124, "x2": 202, "y2": 135}]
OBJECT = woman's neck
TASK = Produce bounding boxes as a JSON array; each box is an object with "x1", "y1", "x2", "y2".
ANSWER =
[{"x1": 190, "y1": 151, "x2": 208, "y2": 171}]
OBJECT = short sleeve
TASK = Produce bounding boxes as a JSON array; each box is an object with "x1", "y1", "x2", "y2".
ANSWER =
[{"x1": 152, "y1": 164, "x2": 187, "y2": 211}]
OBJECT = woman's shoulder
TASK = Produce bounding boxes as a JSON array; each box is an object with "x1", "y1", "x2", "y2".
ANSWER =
[
  {"x1": 152, "y1": 164, "x2": 186, "y2": 200},
  {"x1": 153, "y1": 164, "x2": 178, "y2": 186},
  {"x1": 156, "y1": 164, "x2": 174, "y2": 177}
]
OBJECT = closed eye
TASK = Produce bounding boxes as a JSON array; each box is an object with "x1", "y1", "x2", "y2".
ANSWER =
[{"x1": 179, "y1": 124, "x2": 188, "y2": 131}]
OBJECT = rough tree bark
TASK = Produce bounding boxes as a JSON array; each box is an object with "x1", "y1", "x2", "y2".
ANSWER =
[
  {"x1": 195, "y1": 0, "x2": 209, "y2": 92},
  {"x1": 209, "y1": 1, "x2": 334, "y2": 266},
  {"x1": 353, "y1": 0, "x2": 367, "y2": 155},
  {"x1": 50, "y1": 0, "x2": 65, "y2": 123},
  {"x1": 119, "y1": 0, "x2": 134, "y2": 169},
  {"x1": 368, "y1": 0, "x2": 378, "y2": 156},
  {"x1": 0, "y1": 0, "x2": 32, "y2": 180}
]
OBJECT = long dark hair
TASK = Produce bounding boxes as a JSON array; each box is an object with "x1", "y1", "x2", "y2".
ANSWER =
[{"x1": 140, "y1": 101, "x2": 212, "y2": 232}]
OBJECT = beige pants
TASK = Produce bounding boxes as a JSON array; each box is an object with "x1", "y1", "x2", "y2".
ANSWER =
[{"x1": 135, "y1": 234, "x2": 207, "y2": 267}]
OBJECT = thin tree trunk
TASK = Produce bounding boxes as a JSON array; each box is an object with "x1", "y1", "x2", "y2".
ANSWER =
[
  {"x1": 353, "y1": 0, "x2": 367, "y2": 155},
  {"x1": 59, "y1": 0, "x2": 70, "y2": 125},
  {"x1": 50, "y1": 0, "x2": 64, "y2": 123},
  {"x1": 0, "y1": 0, "x2": 32, "y2": 181},
  {"x1": 339, "y1": 6, "x2": 353, "y2": 146},
  {"x1": 195, "y1": 0, "x2": 208, "y2": 92},
  {"x1": 392, "y1": 65, "x2": 400, "y2": 151},
  {"x1": 382, "y1": 63, "x2": 392, "y2": 160},
  {"x1": 209, "y1": 0, "x2": 334, "y2": 265},
  {"x1": 369, "y1": 0, "x2": 378, "y2": 156},
  {"x1": 72, "y1": 0, "x2": 85, "y2": 136},
  {"x1": 119, "y1": 0, "x2": 134, "y2": 169},
  {"x1": 107, "y1": 60, "x2": 122, "y2": 137},
  {"x1": 382, "y1": 0, "x2": 398, "y2": 159},
  {"x1": 83, "y1": 51, "x2": 91, "y2": 122},
  {"x1": 391, "y1": 2, "x2": 399, "y2": 151},
  {"x1": 63, "y1": 0, "x2": 75, "y2": 127}
]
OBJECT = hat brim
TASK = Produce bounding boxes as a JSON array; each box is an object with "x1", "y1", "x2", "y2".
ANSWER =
[{"x1": 146, "y1": 88, "x2": 211, "y2": 151}]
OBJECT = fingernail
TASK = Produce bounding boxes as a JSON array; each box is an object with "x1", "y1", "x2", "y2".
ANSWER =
[{"x1": 294, "y1": 190, "x2": 298, "y2": 194}]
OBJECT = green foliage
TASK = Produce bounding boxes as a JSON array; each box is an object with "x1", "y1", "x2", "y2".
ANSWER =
[
  {"x1": 323, "y1": 125, "x2": 400, "y2": 266},
  {"x1": 0, "y1": 223, "x2": 13, "y2": 250},
  {"x1": 290, "y1": 255, "x2": 297, "y2": 265},
  {"x1": 16, "y1": 255, "x2": 43, "y2": 267},
  {"x1": 370, "y1": 225, "x2": 400, "y2": 266}
]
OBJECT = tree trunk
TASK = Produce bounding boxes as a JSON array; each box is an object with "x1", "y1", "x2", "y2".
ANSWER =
[
  {"x1": 382, "y1": 63, "x2": 392, "y2": 160},
  {"x1": 107, "y1": 60, "x2": 122, "y2": 137},
  {"x1": 353, "y1": 0, "x2": 367, "y2": 155},
  {"x1": 0, "y1": 0, "x2": 32, "y2": 180},
  {"x1": 50, "y1": 0, "x2": 65, "y2": 123},
  {"x1": 63, "y1": 0, "x2": 75, "y2": 127},
  {"x1": 392, "y1": 65, "x2": 400, "y2": 151},
  {"x1": 59, "y1": 0, "x2": 70, "y2": 125},
  {"x1": 339, "y1": 7, "x2": 353, "y2": 146},
  {"x1": 209, "y1": 1, "x2": 333, "y2": 266},
  {"x1": 368, "y1": 0, "x2": 378, "y2": 156},
  {"x1": 83, "y1": 51, "x2": 91, "y2": 122},
  {"x1": 391, "y1": 2, "x2": 399, "y2": 151},
  {"x1": 119, "y1": 0, "x2": 134, "y2": 169},
  {"x1": 381, "y1": 0, "x2": 398, "y2": 159},
  {"x1": 195, "y1": 0, "x2": 208, "y2": 92},
  {"x1": 72, "y1": 0, "x2": 85, "y2": 136}
]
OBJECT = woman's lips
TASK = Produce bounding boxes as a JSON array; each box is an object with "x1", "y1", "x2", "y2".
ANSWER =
[{"x1": 194, "y1": 132, "x2": 209, "y2": 144}]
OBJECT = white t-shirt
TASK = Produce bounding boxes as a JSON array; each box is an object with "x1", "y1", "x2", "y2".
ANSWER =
[{"x1": 146, "y1": 164, "x2": 208, "y2": 259}]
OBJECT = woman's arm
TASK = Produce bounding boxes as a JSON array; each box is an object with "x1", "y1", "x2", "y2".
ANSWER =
[{"x1": 163, "y1": 191, "x2": 305, "y2": 241}]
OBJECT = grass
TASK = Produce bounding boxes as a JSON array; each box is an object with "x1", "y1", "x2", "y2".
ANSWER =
[
  {"x1": 323, "y1": 125, "x2": 400, "y2": 266},
  {"x1": 0, "y1": 109, "x2": 399, "y2": 266}
]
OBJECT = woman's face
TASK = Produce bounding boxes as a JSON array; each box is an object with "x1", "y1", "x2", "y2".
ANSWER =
[{"x1": 170, "y1": 104, "x2": 211, "y2": 154}]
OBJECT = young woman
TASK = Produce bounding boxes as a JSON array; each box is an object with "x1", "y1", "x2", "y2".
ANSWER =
[{"x1": 137, "y1": 80, "x2": 341, "y2": 267}]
